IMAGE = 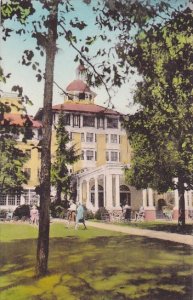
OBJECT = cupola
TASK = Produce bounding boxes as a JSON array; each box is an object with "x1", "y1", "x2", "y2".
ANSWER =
[{"x1": 64, "y1": 64, "x2": 96, "y2": 103}]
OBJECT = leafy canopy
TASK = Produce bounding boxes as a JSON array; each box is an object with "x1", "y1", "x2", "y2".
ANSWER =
[{"x1": 124, "y1": 8, "x2": 193, "y2": 193}]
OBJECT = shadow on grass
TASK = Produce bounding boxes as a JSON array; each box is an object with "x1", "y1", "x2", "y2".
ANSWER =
[
  {"x1": 0, "y1": 229, "x2": 193, "y2": 300},
  {"x1": 122, "y1": 222, "x2": 193, "y2": 235}
]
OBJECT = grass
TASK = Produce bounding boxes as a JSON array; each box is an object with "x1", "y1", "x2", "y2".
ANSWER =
[
  {"x1": 108, "y1": 220, "x2": 193, "y2": 235},
  {"x1": 0, "y1": 222, "x2": 193, "y2": 300}
]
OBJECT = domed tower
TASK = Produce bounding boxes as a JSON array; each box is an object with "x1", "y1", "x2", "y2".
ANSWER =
[{"x1": 64, "y1": 65, "x2": 96, "y2": 103}]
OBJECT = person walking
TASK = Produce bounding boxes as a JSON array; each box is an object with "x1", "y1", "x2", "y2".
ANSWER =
[
  {"x1": 75, "y1": 202, "x2": 87, "y2": 230},
  {"x1": 66, "y1": 200, "x2": 76, "y2": 228}
]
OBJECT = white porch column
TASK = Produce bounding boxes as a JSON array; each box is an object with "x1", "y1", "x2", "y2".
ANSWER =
[
  {"x1": 174, "y1": 188, "x2": 179, "y2": 209},
  {"x1": 79, "y1": 179, "x2": 82, "y2": 204},
  {"x1": 103, "y1": 174, "x2": 106, "y2": 207},
  {"x1": 86, "y1": 180, "x2": 90, "y2": 208},
  {"x1": 115, "y1": 174, "x2": 120, "y2": 208},
  {"x1": 142, "y1": 189, "x2": 147, "y2": 207},
  {"x1": 106, "y1": 174, "x2": 113, "y2": 209},
  {"x1": 95, "y1": 177, "x2": 99, "y2": 209},
  {"x1": 148, "y1": 188, "x2": 154, "y2": 207},
  {"x1": 145, "y1": 188, "x2": 156, "y2": 220}
]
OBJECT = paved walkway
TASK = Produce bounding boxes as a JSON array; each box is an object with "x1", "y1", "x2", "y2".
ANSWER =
[
  {"x1": 86, "y1": 221, "x2": 193, "y2": 246},
  {"x1": 56, "y1": 219, "x2": 193, "y2": 246}
]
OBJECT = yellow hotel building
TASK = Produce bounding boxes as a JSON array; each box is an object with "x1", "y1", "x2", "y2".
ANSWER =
[{"x1": 0, "y1": 77, "x2": 192, "y2": 220}]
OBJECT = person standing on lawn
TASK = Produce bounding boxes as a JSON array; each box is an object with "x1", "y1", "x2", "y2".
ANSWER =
[{"x1": 75, "y1": 202, "x2": 87, "y2": 230}]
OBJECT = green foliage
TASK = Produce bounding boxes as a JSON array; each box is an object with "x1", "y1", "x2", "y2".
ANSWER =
[
  {"x1": 51, "y1": 112, "x2": 79, "y2": 202},
  {"x1": 84, "y1": 208, "x2": 95, "y2": 220},
  {"x1": 13, "y1": 204, "x2": 31, "y2": 219},
  {"x1": 0, "y1": 209, "x2": 7, "y2": 219},
  {"x1": 50, "y1": 200, "x2": 69, "y2": 218},
  {"x1": 95, "y1": 207, "x2": 109, "y2": 220},
  {"x1": 1, "y1": 0, "x2": 35, "y2": 24},
  {"x1": 0, "y1": 137, "x2": 28, "y2": 193},
  {"x1": 124, "y1": 8, "x2": 193, "y2": 194}
]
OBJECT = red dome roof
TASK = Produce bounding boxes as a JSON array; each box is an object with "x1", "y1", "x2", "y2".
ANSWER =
[{"x1": 66, "y1": 79, "x2": 91, "y2": 93}]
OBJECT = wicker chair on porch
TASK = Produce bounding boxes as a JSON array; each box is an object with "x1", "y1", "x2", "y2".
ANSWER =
[{"x1": 162, "y1": 206, "x2": 173, "y2": 221}]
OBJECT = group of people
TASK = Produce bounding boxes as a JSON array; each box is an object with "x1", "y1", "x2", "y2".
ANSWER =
[
  {"x1": 121, "y1": 203, "x2": 145, "y2": 221},
  {"x1": 67, "y1": 200, "x2": 87, "y2": 230}
]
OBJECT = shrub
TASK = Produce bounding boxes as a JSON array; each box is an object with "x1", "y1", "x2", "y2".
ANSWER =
[
  {"x1": 13, "y1": 205, "x2": 30, "y2": 219},
  {"x1": 95, "y1": 207, "x2": 109, "y2": 220},
  {"x1": 84, "y1": 209, "x2": 95, "y2": 220},
  {"x1": 0, "y1": 209, "x2": 7, "y2": 219},
  {"x1": 50, "y1": 201, "x2": 68, "y2": 218}
]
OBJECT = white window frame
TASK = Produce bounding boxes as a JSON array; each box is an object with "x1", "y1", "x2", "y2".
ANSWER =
[
  {"x1": 86, "y1": 150, "x2": 94, "y2": 161},
  {"x1": 86, "y1": 132, "x2": 94, "y2": 143},
  {"x1": 111, "y1": 151, "x2": 118, "y2": 162},
  {"x1": 111, "y1": 134, "x2": 118, "y2": 143}
]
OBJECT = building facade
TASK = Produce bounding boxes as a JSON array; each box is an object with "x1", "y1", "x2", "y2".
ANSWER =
[{"x1": 0, "y1": 77, "x2": 192, "y2": 220}]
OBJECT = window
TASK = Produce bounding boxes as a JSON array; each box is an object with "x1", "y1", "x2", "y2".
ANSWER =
[
  {"x1": 81, "y1": 150, "x2": 84, "y2": 160},
  {"x1": 79, "y1": 92, "x2": 85, "y2": 100},
  {"x1": 64, "y1": 114, "x2": 71, "y2": 125},
  {"x1": 70, "y1": 132, "x2": 76, "y2": 141},
  {"x1": 83, "y1": 116, "x2": 95, "y2": 127},
  {"x1": 23, "y1": 190, "x2": 29, "y2": 205},
  {"x1": 106, "y1": 151, "x2": 109, "y2": 161},
  {"x1": 25, "y1": 127, "x2": 33, "y2": 140},
  {"x1": 86, "y1": 133, "x2": 94, "y2": 143},
  {"x1": 111, "y1": 151, "x2": 118, "y2": 162},
  {"x1": 107, "y1": 117, "x2": 118, "y2": 128},
  {"x1": 8, "y1": 194, "x2": 16, "y2": 206},
  {"x1": 25, "y1": 149, "x2": 31, "y2": 158},
  {"x1": 106, "y1": 134, "x2": 108, "y2": 143},
  {"x1": 73, "y1": 115, "x2": 80, "y2": 127},
  {"x1": 111, "y1": 134, "x2": 118, "y2": 143},
  {"x1": 97, "y1": 117, "x2": 104, "y2": 128},
  {"x1": 81, "y1": 133, "x2": 84, "y2": 142},
  {"x1": 86, "y1": 150, "x2": 94, "y2": 160},
  {"x1": 24, "y1": 168, "x2": 31, "y2": 180},
  {"x1": 52, "y1": 113, "x2": 56, "y2": 124},
  {"x1": 16, "y1": 195, "x2": 20, "y2": 206},
  {"x1": 38, "y1": 128, "x2": 42, "y2": 140},
  {"x1": 0, "y1": 194, "x2": 6, "y2": 205}
]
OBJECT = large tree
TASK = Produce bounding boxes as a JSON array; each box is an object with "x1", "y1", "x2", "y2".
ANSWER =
[
  {"x1": 123, "y1": 8, "x2": 193, "y2": 226},
  {"x1": 2, "y1": 0, "x2": 187, "y2": 276},
  {"x1": 51, "y1": 112, "x2": 79, "y2": 203}
]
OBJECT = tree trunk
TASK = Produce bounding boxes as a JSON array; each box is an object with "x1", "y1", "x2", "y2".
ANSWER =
[
  {"x1": 178, "y1": 176, "x2": 186, "y2": 227},
  {"x1": 55, "y1": 184, "x2": 62, "y2": 204},
  {"x1": 36, "y1": 2, "x2": 58, "y2": 277}
]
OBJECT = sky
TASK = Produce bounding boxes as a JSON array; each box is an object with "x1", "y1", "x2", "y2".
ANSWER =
[{"x1": 1, "y1": 0, "x2": 190, "y2": 116}]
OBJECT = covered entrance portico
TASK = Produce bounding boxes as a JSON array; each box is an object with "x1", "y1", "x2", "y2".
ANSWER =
[{"x1": 76, "y1": 164, "x2": 142, "y2": 212}]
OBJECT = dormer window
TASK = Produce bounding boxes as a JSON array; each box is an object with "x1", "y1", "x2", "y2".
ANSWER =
[
  {"x1": 64, "y1": 114, "x2": 70, "y2": 125},
  {"x1": 79, "y1": 92, "x2": 85, "y2": 100},
  {"x1": 83, "y1": 115, "x2": 95, "y2": 127},
  {"x1": 97, "y1": 117, "x2": 104, "y2": 129},
  {"x1": 107, "y1": 117, "x2": 118, "y2": 129},
  {"x1": 73, "y1": 115, "x2": 80, "y2": 127}
]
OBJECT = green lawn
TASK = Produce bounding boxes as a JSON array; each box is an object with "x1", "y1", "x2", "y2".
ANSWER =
[
  {"x1": 111, "y1": 220, "x2": 193, "y2": 235},
  {"x1": 0, "y1": 222, "x2": 193, "y2": 300}
]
